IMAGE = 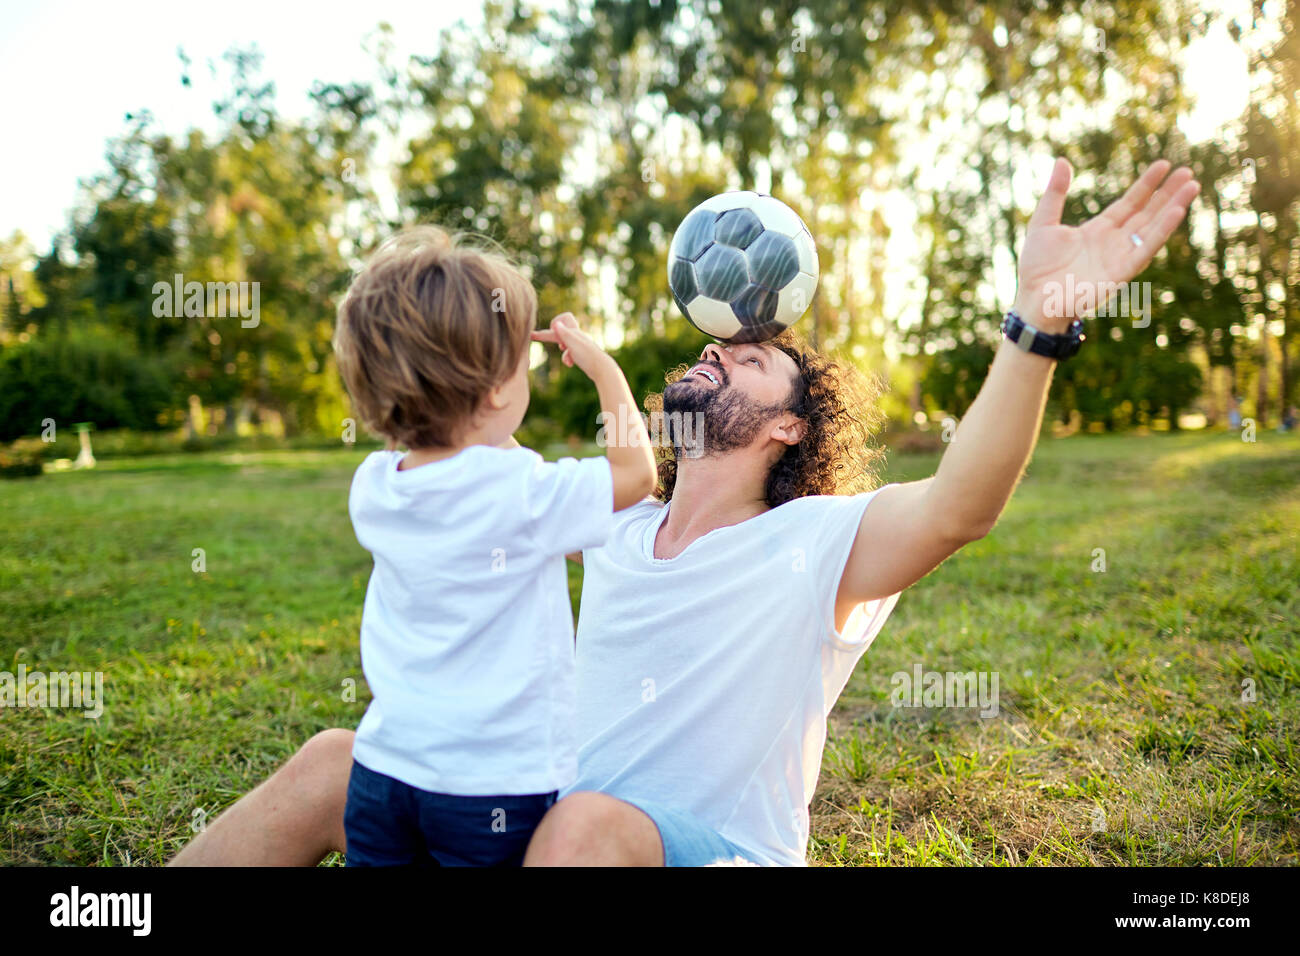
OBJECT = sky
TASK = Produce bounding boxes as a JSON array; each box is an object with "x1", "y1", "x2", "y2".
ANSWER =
[{"x1": 0, "y1": 0, "x2": 475, "y2": 249}]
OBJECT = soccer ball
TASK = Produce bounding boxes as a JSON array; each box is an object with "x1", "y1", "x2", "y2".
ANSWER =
[{"x1": 667, "y1": 191, "x2": 819, "y2": 344}]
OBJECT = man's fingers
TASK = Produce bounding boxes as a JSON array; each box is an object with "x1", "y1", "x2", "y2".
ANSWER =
[
  {"x1": 1026, "y1": 157, "x2": 1073, "y2": 231},
  {"x1": 1099, "y1": 159, "x2": 1172, "y2": 227},
  {"x1": 1121, "y1": 166, "x2": 1195, "y2": 234},
  {"x1": 1126, "y1": 180, "x2": 1200, "y2": 271}
]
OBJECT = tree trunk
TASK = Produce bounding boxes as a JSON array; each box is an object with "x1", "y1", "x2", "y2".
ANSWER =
[
  {"x1": 1257, "y1": 317, "x2": 1271, "y2": 427},
  {"x1": 1254, "y1": 211, "x2": 1272, "y2": 426}
]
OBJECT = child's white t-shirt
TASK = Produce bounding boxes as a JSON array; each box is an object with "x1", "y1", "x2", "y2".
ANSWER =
[{"x1": 348, "y1": 445, "x2": 614, "y2": 796}]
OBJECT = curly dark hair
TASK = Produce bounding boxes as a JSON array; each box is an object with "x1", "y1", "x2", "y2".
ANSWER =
[{"x1": 644, "y1": 329, "x2": 888, "y2": 507}]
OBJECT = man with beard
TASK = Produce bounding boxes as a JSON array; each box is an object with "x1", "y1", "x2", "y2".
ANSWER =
[
  {"x1": 171, "y1": 157, "x2": 1198, "y2": 866},
  {"x1": 520, "y1": 328, "x2": 902, "y2": 865}
]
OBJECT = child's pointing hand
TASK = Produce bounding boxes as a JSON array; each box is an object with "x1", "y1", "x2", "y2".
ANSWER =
[{"x1": 530, "y1": 313, "x2": 614, "y2": 377}]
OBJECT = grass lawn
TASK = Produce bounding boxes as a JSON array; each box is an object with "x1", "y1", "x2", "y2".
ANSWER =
[{"x1": 1, "y1": 429, "x2": 1296, "y2": 865}]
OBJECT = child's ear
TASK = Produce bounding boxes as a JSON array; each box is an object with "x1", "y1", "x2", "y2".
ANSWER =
[{"x1": 482, "y1": 380, "x2": 510, "y2": 413}]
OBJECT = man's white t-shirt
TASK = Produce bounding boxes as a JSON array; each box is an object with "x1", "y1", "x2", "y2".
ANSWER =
[
  {"x1": 564, "y1": 488, "x2": 900, "y2": 866},
  {"x1": 348, "y1": 445, "x2": 613, "y2": 796}
]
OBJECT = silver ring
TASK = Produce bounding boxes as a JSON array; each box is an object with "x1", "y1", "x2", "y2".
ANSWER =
[{"x1": 1130, "y1": 233, "x2": 1144, "y2": 247}]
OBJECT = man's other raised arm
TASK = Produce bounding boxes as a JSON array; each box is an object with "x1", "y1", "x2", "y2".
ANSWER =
[{"x1": 837, "y1": 157, "x2": 1198, "y2": 611}]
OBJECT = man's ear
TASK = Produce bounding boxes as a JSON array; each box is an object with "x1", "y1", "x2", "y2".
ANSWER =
[{"x1": 771, "y1": 416, "x2": 807, "y2": 446}]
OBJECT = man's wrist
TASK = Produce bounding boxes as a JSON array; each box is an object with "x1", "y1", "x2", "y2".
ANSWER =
[
  {"x1": 1011, "y1": 292, "x2": 1069, "y2": 335},
  {"x1": 1001, "y1": 309, "x2": 1085, "y2": 361}
]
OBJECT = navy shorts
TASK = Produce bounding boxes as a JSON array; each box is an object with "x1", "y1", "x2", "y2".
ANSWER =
[{"x1": 344, "y1": 759, "x2": 557, "y2": 867}]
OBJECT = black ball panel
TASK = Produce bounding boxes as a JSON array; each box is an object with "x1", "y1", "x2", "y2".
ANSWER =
[
  {"x1": 731, "y1": 284, "x2": 779, "y2": 326},
  {"x1": 728, "y1": 318, "x2": 788, "y2": 344},
  {"x1": 673, "y1": 208, "x2": 716, "y2": 262},
  {"x1": 745, "y1": 231, "x2": 800, "y2": 291},
  {"x1": 673, "y1": 293, "x2": 696, "y2": 322},
  {"x1": 714, "y1": 208, "x2": 764, "y2": 249},
  {"x1": 694, "y1": 243, "x2": 749, "y2": 301},
  {"x1": 669, "y1": 257, "x2": 698, "y2": 303}
]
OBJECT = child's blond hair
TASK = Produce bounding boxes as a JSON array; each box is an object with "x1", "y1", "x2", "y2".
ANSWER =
[{"x1": 334, "y1": 225, "x2": 537, "y2": 448}]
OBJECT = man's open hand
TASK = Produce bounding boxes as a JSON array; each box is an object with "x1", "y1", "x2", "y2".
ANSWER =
[{"x1": 1014, "y1": 158, "x2": 1201, "y2": 330}]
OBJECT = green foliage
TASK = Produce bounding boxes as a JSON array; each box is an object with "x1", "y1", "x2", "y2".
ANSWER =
[
  {"x1": 5, "y1": 1, "x2": 1300, "y2": 440},
  {"x1": 0, "y1": 437, "x2": 45, "y2": 479},
  {"x1": 21, "y1": 49, "x2": 370, "y2": 439},
  {"x1": 919, "y1": 339, "x2": 996, "y2": 418},
  {"x1": 0, "y1": 327, "x2": 174, "y2": 441},
  {"x1": 1058, "y1": 323, "x2": 1204, "y2": 429}
]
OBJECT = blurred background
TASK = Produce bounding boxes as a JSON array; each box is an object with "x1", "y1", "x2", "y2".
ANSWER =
[{"x1": 1, "y1": 0, "x2": 1297, "y2": 466}]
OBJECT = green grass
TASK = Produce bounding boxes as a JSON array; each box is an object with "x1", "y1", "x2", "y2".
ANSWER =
[{"x1": 1, "y1": 430, "x2": 1296, "y2": 865}]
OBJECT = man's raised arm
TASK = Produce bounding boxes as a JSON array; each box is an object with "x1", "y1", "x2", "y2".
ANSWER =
[{"x1": 837, "y1": 157, "x2": 1200, "y2": 609}]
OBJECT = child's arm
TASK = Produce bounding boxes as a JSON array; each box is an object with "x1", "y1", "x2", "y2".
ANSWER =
[
  {"x1": 531, "y1": 313, "x2": 657, "y2": 512},
  {"x1": 588, "y1": 357, "x2": 657, "y2": 510}
]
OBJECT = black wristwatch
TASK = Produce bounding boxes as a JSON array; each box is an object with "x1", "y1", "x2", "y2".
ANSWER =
[{"x1": 1000, "y1": 311, "x2": 1086, "y2": 361}]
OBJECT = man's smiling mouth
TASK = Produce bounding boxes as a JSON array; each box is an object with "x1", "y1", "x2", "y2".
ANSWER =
[{"x1": 687, "y1": 365, "x2": 721, "y2": 386}]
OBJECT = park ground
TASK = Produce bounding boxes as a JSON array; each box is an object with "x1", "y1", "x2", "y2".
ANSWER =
[{"x1": 0, "y1": 428, "x2": 1296, "y2": 865}]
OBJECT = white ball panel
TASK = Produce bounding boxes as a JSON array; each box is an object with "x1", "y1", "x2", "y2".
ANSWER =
[
  {"x1": 776, "y1": 271, "x2": 818, "y2": 323},
  {"x1": 751, "y1": 195, "x2": 806, "y2": 236},
  {"x1": 697, "y1": 190, "x2": 762, "y2": 213},
  {"x1": 794, "y1": 229, "x2": 819, "y2": 279},
  {"x1": 687, "y1": 295, "x2": 743, "y2": 339}
]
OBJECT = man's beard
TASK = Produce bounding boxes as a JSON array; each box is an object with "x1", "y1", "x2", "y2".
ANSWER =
[{"x1": 662, "y1": 371, "x2": 789, "y2": 457}]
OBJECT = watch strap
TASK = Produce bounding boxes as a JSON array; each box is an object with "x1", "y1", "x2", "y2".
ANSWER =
[{"x1": 1001, "y1": 311, "x2": 1085, "y2": 360}]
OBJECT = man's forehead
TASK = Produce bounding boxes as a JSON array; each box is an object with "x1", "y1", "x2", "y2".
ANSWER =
[{"x1": 723, "y1": 341, "x2": 799, "y2": 376}]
